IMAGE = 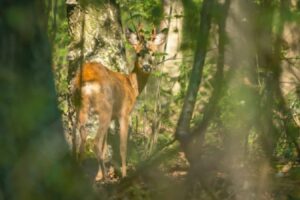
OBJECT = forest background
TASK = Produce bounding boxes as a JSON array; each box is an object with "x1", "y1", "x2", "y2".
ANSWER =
[{"x1": 1, "y1": 0, "x2": 300, "y2": 199}]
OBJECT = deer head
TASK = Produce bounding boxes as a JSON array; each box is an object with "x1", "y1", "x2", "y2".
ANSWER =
[{"x1": 126, "y1": 27, "x2": 167, "y2": 74}]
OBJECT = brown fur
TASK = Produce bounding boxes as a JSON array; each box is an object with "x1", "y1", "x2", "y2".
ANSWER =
[{"x1": 73, "y1": 62, "x2": 138, "y2": 119}]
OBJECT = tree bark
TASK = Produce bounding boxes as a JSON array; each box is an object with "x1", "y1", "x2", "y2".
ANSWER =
[
  {"x1": 175, "y1": 0, "x2": 214, "y2": 154},
  {"x1": 192, "y1": 0, "x2": 231, "y2": 145},
  {"x1": 161, "y1": 0, "x2": 183, "y2": 80}
]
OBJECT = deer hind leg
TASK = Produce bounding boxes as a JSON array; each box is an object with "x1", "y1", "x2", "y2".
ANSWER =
[
  {"x1": 119, "y1": 115, "x2": 129, "y2": 177},
  {"x1": 77, "y1": 95, "x2": 90, "y2": 161},
  {"x1": 94, "y1": 102, "x2": 112, "y2": 181}
]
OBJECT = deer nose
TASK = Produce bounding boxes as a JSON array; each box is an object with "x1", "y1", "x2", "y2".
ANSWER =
[{"x1": 142, "y1": 64, "x2": 152, "y2": 73}]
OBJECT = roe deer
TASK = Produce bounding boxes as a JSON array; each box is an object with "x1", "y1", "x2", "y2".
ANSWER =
[{"x1": 73, "y1": 27, "x2": 166, "y2": 180}]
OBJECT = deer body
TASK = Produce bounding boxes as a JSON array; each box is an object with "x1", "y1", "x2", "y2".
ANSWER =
[
  {"x1": 75, "y1": 62, "x2": 146, "y2": 120},
  {"x1": 73, "y1": 27, "x2": 166, "y2": 180}
]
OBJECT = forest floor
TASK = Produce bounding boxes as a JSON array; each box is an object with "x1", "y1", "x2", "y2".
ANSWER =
[{"x1": 81, "y1": 151, "x2": 300, "y2": 200}]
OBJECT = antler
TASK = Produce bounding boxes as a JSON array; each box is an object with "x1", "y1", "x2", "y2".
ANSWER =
[
  {"x1": 151, "y1": 25, "x2": 157, "y2": 41},
  {"x1": 136, "y1": 23, "x2": 144, "y2": 41}
]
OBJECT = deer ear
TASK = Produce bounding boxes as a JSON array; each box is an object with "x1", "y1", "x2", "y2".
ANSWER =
[
  {"x1": 126, "y1": 28, "x2": 139, "y2": 45},
  {"x1": 152, "y1": 28, "x2": 168, "y2": 46}
]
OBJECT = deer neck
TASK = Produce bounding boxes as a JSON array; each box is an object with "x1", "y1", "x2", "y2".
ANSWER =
[{"x1": 128, "y1": 61, "x2": 150, "y2": 97}]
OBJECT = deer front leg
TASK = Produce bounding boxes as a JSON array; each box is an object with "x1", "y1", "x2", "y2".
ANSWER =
[{"x1": 119, "y1": 115, "x2": 129, "y2": 177}]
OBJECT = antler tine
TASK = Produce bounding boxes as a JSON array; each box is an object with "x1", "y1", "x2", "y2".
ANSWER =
[
  {"x1": 137, "y1": 23, "x2": 144, "y2": 41},
  {"x1": 137, "y1": 23, "x2": 143, "y2": 31},
  {"x1": 151, "y1": 25, "x2": 157, "y2": 41}
]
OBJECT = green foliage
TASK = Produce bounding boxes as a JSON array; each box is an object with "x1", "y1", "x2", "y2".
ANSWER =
[
  {"x1": 117, "y1": 0, "x2": 163, "y2": 25},
  {"x1": 181, "y1": 0, "x2": 202, "y2": 51},
  {"x1": 48, "y1": 1, "x2": 70, "y2": 113}
]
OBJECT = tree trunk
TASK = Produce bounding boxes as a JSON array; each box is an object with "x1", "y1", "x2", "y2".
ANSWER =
[
  {"x1": 0, "y1": 1, "x2": 93, "y2": 199},
  {"x1": 161, "y1": 0, "x2": 183, "y2": 80},
  {"x1": 175, "y1": 0, "x2": 214, "y2": 155}
]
